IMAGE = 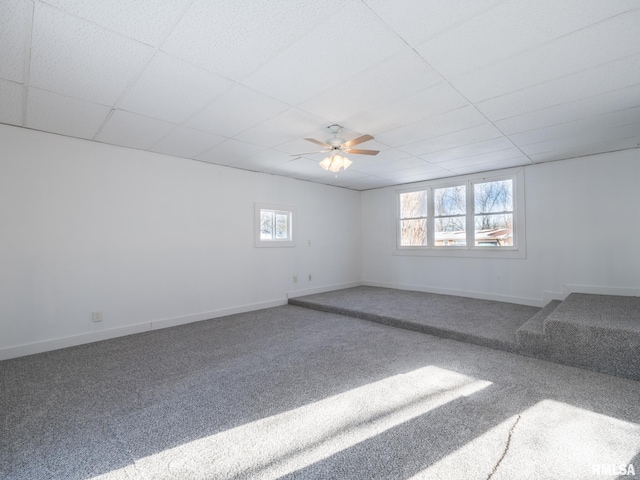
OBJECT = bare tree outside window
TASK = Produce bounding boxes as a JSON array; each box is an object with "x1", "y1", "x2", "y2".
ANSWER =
[
  {"x1": 399, "y1": 191, "x2": 427, "y2": 246},
  {"x1": 474, "y1": 179, "x2": 513, "y2": 246},
  {"x1": 434, "y1": 185, "x2": 466, "y2": 246}
]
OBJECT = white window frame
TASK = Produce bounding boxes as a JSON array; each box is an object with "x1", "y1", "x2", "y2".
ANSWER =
[
  {"x1": 395, "y1": 168, "x2": 526, "y2": 259},
  {"x1": 254, "y1": 203, "x2": 296, "y2": 248}
]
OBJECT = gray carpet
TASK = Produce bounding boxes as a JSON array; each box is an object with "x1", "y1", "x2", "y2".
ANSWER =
[
  {"x1": 290, "y1": 287, "x2": 640, "y2": 381},
  {"x1": 1, "y1": 305, "x2": 639, "y2": 479},
  {"x1": 289, "y1": 286, "x2": 540, "y2": 352},
  {"x1": 540, "y1": 294, "x2": 640, "y2": 381}
]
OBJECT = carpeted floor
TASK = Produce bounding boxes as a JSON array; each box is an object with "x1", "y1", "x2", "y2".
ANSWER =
[
  {"x1": 1, "y1": 305, "x2": 639, "y2": 479},
  {"x1": 289, "y1": 286, "x2": 540, "y2": 351}
]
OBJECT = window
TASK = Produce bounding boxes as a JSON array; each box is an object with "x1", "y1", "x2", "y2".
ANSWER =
[
  {"x1": 474, "y1": 179, "x2": 513, "y2": 247},
  {"x1": 255, "y1": 203, "x2": 295, "y2": 247},
  {"x1": 434, "y1": 185, "x2": 466, "y2": 246},
  {"x1": 397, "y1": 169, "x2": 524, "y2": 258},
  {"x1": 399, "y1": 190, "x2": 428, "y2": 246}
]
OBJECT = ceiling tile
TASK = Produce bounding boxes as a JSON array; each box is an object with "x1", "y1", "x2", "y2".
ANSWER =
[
  {"x1": 448, "y1": 156, "x2": 531, "y2": 175},
  {"x1": 339, "y1": 175, "x2": 392, "y2": 191},
  {"x1": 520, "y1": 122, "x2": 640, "y2": 156},
  {"x1": 377, "y1": 106, "x2": 486, "y2": 146},
  {"x1": 119, "y1": 52, "x2": 235, "y2": 124},
  {"x1": 195, "y1": 138, "x2": 266, "y2": 166},
  {"x1": 0, "y1": 79, "x2": 24, "y2": 125},
  {"x1": 510, "y1": 106, "x2": 640, "y2": 147},
  {"x1": 297, "y1": 50, "x2": 441, "y2": 122},
  {"x1": 476, "y1": 54, "x2": 640, "y2": 121},
  {"x1": 363, "y1": 0, "x2": 502, "y2": 46},
  {"x1": 434, "y1": 148, "x2": 528, "y2": 170},
  {"x1": 150, "y1": 126, "x2": 226, "y2": 159},
  {"x1": 96, "y1": 110, "x2": 174, "y2": 149},
  {"x1": 529, "y1": 137, "x2": 640, "y2": 163},
  {"x1": 350, "y1": 146, "x2": 410, "y2": 167},
  {"x1": 359, "y1": 157, "x2": 433, "y2": 175},
  {"x1": 26, "y1": 87, "x2": 111, "y2": 139},
  {"x1": 399, "y1": 124, "x2": 503, "y2": 156},
  {"x1": 451, "y1": 9, "x2": 640, "y2": 103},
  {"x1": 241, "y1": 1, "x2": 407, "y2": 104},
  {"x1": 40, "y1": 0, "x2": 190, "y2": 46},
  {"x1": 0, "y1": 0, "x2": 29, "y2": 83},
  {"x1": 162, "y1": 0, "x2": 345, "y2": 81},
  {"x1": 374, "y1": 168, "x2": 454, "y2": 186},
  {"x1": 495, "y1": 83, "x2": 640, "y2": 136},
  {"x1": 419, "y1": 138, "x2": 517, "y2": 165},
  {"x1": 29, "y1": 3, "x2": 154, "y2": 105},
  {"x1": 234, "y1": 108, "x2": 327, "y2": 148},
  {"x1": 351, "y1": 82, "x2": 472, "y2": 140},
  {"x1": 415, "y1": 0, "x2": 639, "y2": 78},
  {"x1": 185, "y1": 85, "x2": 289, "y2": 137},
  {"x1": 231, "y1": 150, "x2": 292, "y2": 172}
]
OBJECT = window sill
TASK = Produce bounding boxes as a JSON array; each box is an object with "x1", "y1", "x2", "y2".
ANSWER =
[{"x1": 394, "y1": 247, "x2": 526, "y2": 259}]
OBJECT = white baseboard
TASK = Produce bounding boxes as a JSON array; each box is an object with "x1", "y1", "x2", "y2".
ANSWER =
[
  {"x1": 287, "y1": 281, "x2": 363, "y2": 299},
  {"x1": 563, "y1": 284, "x2": 640, "y2": 297},
  {"x1": 362, "y1": 280, "x2": 544, "y2": 307},
  {"x1": 0, "y1": 298, "x2": 287, "y2": 361}
]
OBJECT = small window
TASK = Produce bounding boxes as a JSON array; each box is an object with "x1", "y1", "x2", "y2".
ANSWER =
[{"x1": 255, "y1": 203, "x2": 295, "y2": 247}]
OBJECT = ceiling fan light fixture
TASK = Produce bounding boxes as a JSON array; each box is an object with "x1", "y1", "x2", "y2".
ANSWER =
[
  {"x1": 319, "y1": 157, "x2": 332, "y2": 171},
  {"x1": 320, "y1": 153, "x2": 351, "y2": 172}
]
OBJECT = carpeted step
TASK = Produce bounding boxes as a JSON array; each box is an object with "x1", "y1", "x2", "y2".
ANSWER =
[
  {"x1": 540, "y1": 294, "x2": 640, "y2": 381},
  {"x1": 516, "y1": 300, "x2": 562, "y2": 354}
]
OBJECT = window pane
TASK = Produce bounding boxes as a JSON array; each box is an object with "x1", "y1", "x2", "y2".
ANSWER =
[
  {"x1": 400, "y1": 219, "x2": 427, "y2": 246},
  {"x1": 275, "y1": 213, "x2": 288, "y2": 239},
  {"x1": 400, "y1": 191, "x2": 428, "y2": 218},
  {"x1": 434, "y1": 186, "x2": 466, "y2": 216},
  {"x1": 434, "y1": 216, "x2": 466, "y2": 246},
  {"x1": 474, "y1": 180, "x2": 512, "y2": 214},
  {"x1": 475, "y1": 214, "x2": 513, "y2": 246},
  {"x1": 260, "y1": 210, "x2": 274, "y2": 240}
]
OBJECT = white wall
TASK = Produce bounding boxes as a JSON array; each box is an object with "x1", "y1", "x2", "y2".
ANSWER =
[
  {"x1": 361, "y1": 149, "x2": 640, "y2": 306},
  {"x1": 0, "y1": 125, "x2": 362, "y2": 357}
]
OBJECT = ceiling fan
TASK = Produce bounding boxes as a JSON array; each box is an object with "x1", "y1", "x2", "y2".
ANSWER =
[{"x1": 296, "y1": 124, "x2": 379, "y2": 172}]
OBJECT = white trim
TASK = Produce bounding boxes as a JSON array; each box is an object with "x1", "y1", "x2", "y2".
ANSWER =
[
  {"x1": 287, "y1": 281, "x2": 363, "y2": 299},
  {"x1": 563, "y1": 284, "x2": 640, "y2": 297},
  {"x1": 0, "y1": 298, "x2": 287, "y2": 361},
  {"x1": 362, "y1": 280, "x2": 544, "y2": 307}
]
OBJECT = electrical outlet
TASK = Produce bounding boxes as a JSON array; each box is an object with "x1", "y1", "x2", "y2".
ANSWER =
[
  {"x1": 293, "y1": 275, "x2": 298, "y2": 283},
  {"x1": 307, "y1": 240, "x2": 312, "y2": 247},
  {"x1": 92, "y1": 311, "x2": 103, "y2": 323},
  {"x1": 308, "y1": 274, "x2": 312, "y2": 281}
]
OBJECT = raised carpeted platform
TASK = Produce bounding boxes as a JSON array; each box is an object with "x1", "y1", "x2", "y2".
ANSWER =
[
  {"x1": 290, "y1": 287, "x2": 640, "y2": 381},
  {"x1": 289, "y1": 286, "x2": 539, "y2": 353}
]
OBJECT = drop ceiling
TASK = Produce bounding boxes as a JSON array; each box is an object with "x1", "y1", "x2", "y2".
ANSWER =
[{"x1": 2, "y1": 0, "x2": 640, "y2": 190}]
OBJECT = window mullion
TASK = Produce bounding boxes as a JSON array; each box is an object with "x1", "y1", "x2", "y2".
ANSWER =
[
  {"x1": 466, "y1": 181, "x2": 474, "y2": 248},
  {"x1": 427, "y1": 186, "x2": 434, "y2": 247}
]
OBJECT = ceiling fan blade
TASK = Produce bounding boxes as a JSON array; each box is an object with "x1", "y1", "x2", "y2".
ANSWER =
[
  {"x1": 304, "y1": 138, "x2": 332, "y2": 148},
  {"x1": 345, "y1": 148, "x2": 379, "y2": 155},
  {"x1": 342, "y1": 134, "x2": 374, "y2": 148},
  {"x1": 290, "y1": 150, "x2": 328, "y2": 156}
]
